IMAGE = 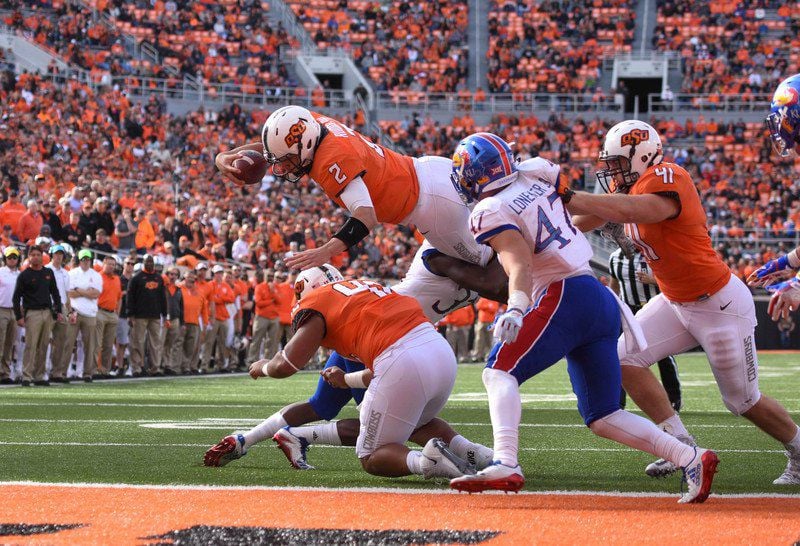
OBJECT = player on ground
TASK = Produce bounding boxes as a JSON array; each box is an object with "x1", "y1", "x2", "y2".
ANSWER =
[
  {"x1": 215, "y1": 105, "x2": 492, "y2": 271},
  {"x1": 551, "y1": 119, "x2": 800, "y2": 486},
  {"x1": 204, "y1": 243, "x2": 503, "y2": 469},
  {"x1": 245, "y1": 263, "x2": 491, "y2": 480},
  {"x1": 445, "y1": 132, "x2": 717, "y2": 503}
]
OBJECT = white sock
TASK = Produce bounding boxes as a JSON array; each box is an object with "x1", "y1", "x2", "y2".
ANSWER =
[
  {"x1": 592, "y1": 410, "x2": 695, "y2": 467},
  {"x1": 482, "y1": 367, "x2": 520, "y2": 467},
  {"x1": 448, "y1": 434, "x2": 472, "y2": 458},
  {"x1": 288, "y1": 422, "x2": 342, "y2": 446},
  {"x1": 406, "y1": 450, "x2": 424, "y2": 475},
  {"x1": 657, "y1": 413, "x2": 690, "y2": 438},
  {"x1": 242, "y1": 412, "x2": 287, "y2": 450},
  {"x1": 785, "y1": 426, "x2": 800, "y2": 454}
]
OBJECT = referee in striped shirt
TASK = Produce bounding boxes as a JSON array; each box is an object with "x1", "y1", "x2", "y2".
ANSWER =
[{"x1": 609, "y1": 247, "x2": 682, "y2": 412}]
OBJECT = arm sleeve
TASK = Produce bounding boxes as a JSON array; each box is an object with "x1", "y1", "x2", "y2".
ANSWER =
[{"x1": 339, "y1": 177, "x2": 374, "y2": 213}]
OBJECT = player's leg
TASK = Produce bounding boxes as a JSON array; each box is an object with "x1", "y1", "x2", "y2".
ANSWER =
[
  {"x1": 406, "y1": 156, "x2": 493, "y2": 266},
  {"x1": 357, "y1": 324, "x2": 470, "y2": 479},
  {"x1": 656, "y1": 355, "x2": 682, "y2": 412},
  {"x1": 688, "y1": 276, "x2": 800, "y2": 484}
]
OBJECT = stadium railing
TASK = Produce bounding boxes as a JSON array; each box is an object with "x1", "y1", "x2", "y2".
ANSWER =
[{"x1": 647, "y1": 93, "x2": 773, "y2": 114}]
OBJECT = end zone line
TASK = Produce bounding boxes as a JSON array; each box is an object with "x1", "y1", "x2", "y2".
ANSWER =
[{"x1": 1, "y1": 480, "x2": 798, "y2": 499}]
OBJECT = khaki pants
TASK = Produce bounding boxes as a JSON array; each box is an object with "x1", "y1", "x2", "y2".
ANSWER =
[
  {"x1": 0, "y1": 308, "x2": 17, "y2": 380},
  {"x1": 247, "y1": 315, "x2": 280, "y2": 363},
  {"x1": 472, "y1": 321, "x2": 494, "y2": 361},
  {"x1": 130, "y1": 318, "x2": 162, "y2": 374},
  {"x1": 49, "y1": 316, "x2": 70, "y2": 379},
  {"x1": 95, "y1": 309, "x2": 119, "y2": 375},
  {"x1": 160, "y1": 318, "x2": 182, "y2": 372},
  {"x1": 202, "y1": 319, "x2": 229, "y2": 371},
  {"x1": 446, "y1": 325, "x2": 470, "y2": 361},
  {"x1": 21, "y1": 309, "x2": 53, "y2": 382},
  {"x1": 180, "y1": 323, "x2": 200, "y2": 373},
  {"x1": 64, "y1": 313, "x2": 98, "y2": 378}
]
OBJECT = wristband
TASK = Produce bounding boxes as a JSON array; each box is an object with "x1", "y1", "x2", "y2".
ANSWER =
[
  {"x1": 787, "y1": 250, "x2": 800, "y2": 269},
  {"x1": 264, "y1": 350, "x2": 301, "y2": 378},
  {"x1": 344, "y1": 370, "x2": 368, "y2": 389},
  {"x1": 332, "y1": 216, "x2": 370, "y2": 248},
  {"x1": 507, "y1": 290, "x2": 531, "y2": 313}
]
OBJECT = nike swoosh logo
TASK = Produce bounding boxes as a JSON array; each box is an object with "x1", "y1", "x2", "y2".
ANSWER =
[
  {"x1": 720, "y1": 301, "x2": 732, "y2": 311},
  {"x1": 419, "y1": 230, "x2": 430, "y2": 235}
]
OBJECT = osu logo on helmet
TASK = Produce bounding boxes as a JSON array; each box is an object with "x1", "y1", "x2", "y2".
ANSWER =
[
  {"x1": 773, "y1": 86, "x2": 799, "y2": 107},
  {"x1": 284, "y1": 121, "x2": 307, "y2": 148},
  {"x1": 620, "y1": 128, "x2": 649, "y2": 147}
]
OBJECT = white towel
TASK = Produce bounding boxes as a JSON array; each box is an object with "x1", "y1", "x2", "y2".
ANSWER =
[{"x1": 605, "y1": 287, "x2": 648, "y2": 354}]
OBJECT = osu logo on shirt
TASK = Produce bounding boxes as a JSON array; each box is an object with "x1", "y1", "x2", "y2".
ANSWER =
[
  {"x1": 620, "y1": 129, "x2": 649, "y2": 147},
  {"x1": 145, "y1": 281, "x2": 159, "y2": 290},
  {"x1": 284, "y1": 121, "x2": 307, "y2": 148}
]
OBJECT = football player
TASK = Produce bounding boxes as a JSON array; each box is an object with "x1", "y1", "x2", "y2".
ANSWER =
[
  {"x1": 204, "y1": 243, "x2": 505, "y2": 470},
  {"x1": 215, "y1": 106, "x2": 493, "y2": 271},
  {"x1": 247, "y1": 264, "x2": 492, "y2": 480},
  {"x1": 446, "y1": 132, "x2": 717, "y2": 503},
  {"x1": 553, "y1": 120, "x2": 800, "y2": 486}
]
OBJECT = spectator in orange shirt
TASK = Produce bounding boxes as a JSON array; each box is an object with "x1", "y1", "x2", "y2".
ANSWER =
[
  {"x1": 0, "y1": 190, "x2": 27, "y2": 238},
  {"x1": 95, "y1": 255, "x2": 122, "y2": 376},
  {"x1": 273, "y1": 270, "x2": 295, "y2": 347},
  {"x1": 442, "y1": 304, "x2": 475, "y2": 363},
  {"x1": 17, "y1": 199, "x2": 43, "y2": 244},
  {"x1": 161, "y1": 266, "x2": 184, "y2": 375},
  {"x1": 473, "y1": 298, "x2": 500, "y2": 361},
  {"x1": 201, "y1": 264, "x2": 236, "y2": 372},
  {"x1": 247, "y1": 269, "x2": 280, "y2": 364},
  {"x1": 134, "y1": 208, "x2": 155, "y2": 253},
  {"x1": 178, "y1": 269, "x2": 207, "y2": 374}
]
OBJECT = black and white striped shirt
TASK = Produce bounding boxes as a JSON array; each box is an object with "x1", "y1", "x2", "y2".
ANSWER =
[{"x1": 608, "y1": 248, "x2": 659, "y2": 310}]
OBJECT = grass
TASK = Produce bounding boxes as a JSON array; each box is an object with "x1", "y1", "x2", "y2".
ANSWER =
[{"x1": 1, "y1": 352, "x2": 799, "y2": 494}]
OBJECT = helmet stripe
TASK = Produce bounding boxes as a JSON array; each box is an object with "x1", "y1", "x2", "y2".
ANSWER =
[{"x1": 475, "y1": 133, "x2": 512, "y2": 176}]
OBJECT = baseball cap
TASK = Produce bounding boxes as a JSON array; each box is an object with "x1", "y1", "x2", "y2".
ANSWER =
[
  {"x1": 49, "y1": 244, "x2": 66, "y2": 255},
  {"x1": 3, "y1": 247, "x2": 19, "y2": 258},
  {"x1": 212, "y1": 264, "x2": 224, "y2": 273},
  {"x1": 195, "y1": 262, "x2": 209, "y2": 271},
  {"x1": 78, "y1": 249, "x2": 93, "y2": 260}
]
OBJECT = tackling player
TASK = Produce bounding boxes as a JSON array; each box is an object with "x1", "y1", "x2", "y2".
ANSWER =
[
  {"x1": 246, "y1": 264, "x2": 492, "y2": 481},
  {"x1": 445, "y1": 132, "x2": 717, "y2": 503},
  {"x1": 215, "y1": 105, "x2": 492, "y2": 271},
  {"x1": 553, "y1": 119, "x2": 800, "y2": 486}
]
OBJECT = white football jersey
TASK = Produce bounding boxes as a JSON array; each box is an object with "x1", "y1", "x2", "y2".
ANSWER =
[{"x1": 469, "y1": 157, "x2": 593, "y2": 298}]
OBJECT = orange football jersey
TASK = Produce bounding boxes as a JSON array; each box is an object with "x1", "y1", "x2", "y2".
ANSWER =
[
  {"x1": 625, "y1": 162, "x2": 730, "y2": 302},
  {"x1": 292, "y1": 279, "x2": 429, "y2": 368},
  {"x1": 309, "y1": 113, "x2": 420, "y2": 224}
]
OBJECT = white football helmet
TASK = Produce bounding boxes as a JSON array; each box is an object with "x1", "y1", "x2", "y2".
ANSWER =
[
  {"x1": 597, "y1": 120, "x2": 663, "y2": 193},
  {"x1": 261, "y1": 105, "x2": 322, "y2": 183},
  {"x1": 294, "y1": 264, "x2": 343, "y2": 300}
]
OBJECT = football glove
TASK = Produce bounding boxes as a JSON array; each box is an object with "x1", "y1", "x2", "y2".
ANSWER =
[
  {"x1": 753, "y1": 255, "x2": 791, "y2": 280},
  {"x1": 599, "y1": 222, "x2": 635, "y2": 259},
  {"x1": 492, "y1": 308, "x2": 524, "y2": 344},
  {"x1": 553, "y1": 175, "x2": 575, "y2": 203}
]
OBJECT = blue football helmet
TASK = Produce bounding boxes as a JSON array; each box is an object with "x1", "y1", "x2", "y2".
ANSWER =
[
  {"x1": 451, "y1": 132, "x2": 518, "y2": 203},
  {"x1": 766, "y1": 73, "x2": 800, "y2": 157}
]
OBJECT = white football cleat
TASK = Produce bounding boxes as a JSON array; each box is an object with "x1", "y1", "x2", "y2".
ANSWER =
[
  {"x1": 450, "y1": 461, "x2": 525, "y2": 493},
  {"x1": 646, "y1": 434, "x2": 696, "y2": 478},
  {"x1": 420, "y1": 438, "x2": 475, "y2": 479},
  {"x1": 273, "y1": 426, "x2": 314, "y2": 470},
  {"x1": 204, "y1": 433, "x2": 247, "y2": 467},
  {"x1": 678, "y1": 448, "x2": 719, "y2": 504},
  {"x1": 773, "y1": 447, "x2": 800, "y2": 485}
]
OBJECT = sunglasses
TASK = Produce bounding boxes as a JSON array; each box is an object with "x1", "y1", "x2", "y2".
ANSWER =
[{"x1": 5, "y1": 255, "x2": 18, "y2": 259}]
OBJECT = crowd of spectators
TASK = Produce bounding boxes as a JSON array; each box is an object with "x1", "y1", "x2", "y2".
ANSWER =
[
  {"x1": 2, "y1": 0, "x2": 297, "y2": 92},
  {"x1": 653, "y1": 0, "x2": 800, "y2": 95},
  {"x1": 486, "y1": 0, "x2": 635, "y2": 94}
]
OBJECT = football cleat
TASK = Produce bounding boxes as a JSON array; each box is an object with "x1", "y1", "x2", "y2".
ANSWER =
[
  {"x1": 204, "y1": 433, "x2": 247, "y2": 467},
  {"x1": 273, "y1": 426, "x2": 314, "y2": 470},
  {"x1": 678, "y1": 448, "x2": 719, "y2": 504},
  {"x1": 773, "y1": 447, "x2": 800, "y2": 485},
  {"x1": 450, "y1": 461, "x2": 525, "y2": 493},
  {"x1": 420, "y1": 438, "x2": 476, "y2": 479},
  {"x1": 646, "y1": 434, "x2": 696, "y2": 478}
]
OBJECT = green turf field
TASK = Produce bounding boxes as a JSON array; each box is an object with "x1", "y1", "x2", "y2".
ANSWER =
[{"x1": 1, "y1": 353, "x2": 799, "y2": 495}]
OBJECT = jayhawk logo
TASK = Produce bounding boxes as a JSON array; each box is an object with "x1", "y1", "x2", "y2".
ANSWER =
[
  {"x1": 620, "y1": 129, "x2": 649, "y2": 147},
  {"x1": 284, "y1": 121, "x2": 307, "y2": 148},
  {"x1": 773, "y1": 86, "x2": 799, "y2": 108}
]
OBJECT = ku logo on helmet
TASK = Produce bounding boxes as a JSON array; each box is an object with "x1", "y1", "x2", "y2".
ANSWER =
[
  {"x1": 284, "y1": 121, "x2": 307, "y2": 148},
  {"x1": 620, "y1": 129, "x2": 649, "y2": 147},
  {"x1": 773, "y1": 86, "x2": 799, "y2": 107}
]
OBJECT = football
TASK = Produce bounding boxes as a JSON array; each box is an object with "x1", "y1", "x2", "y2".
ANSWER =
[{"x1": 232, "y1": 149, "x2": 268, "y2": 185}]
